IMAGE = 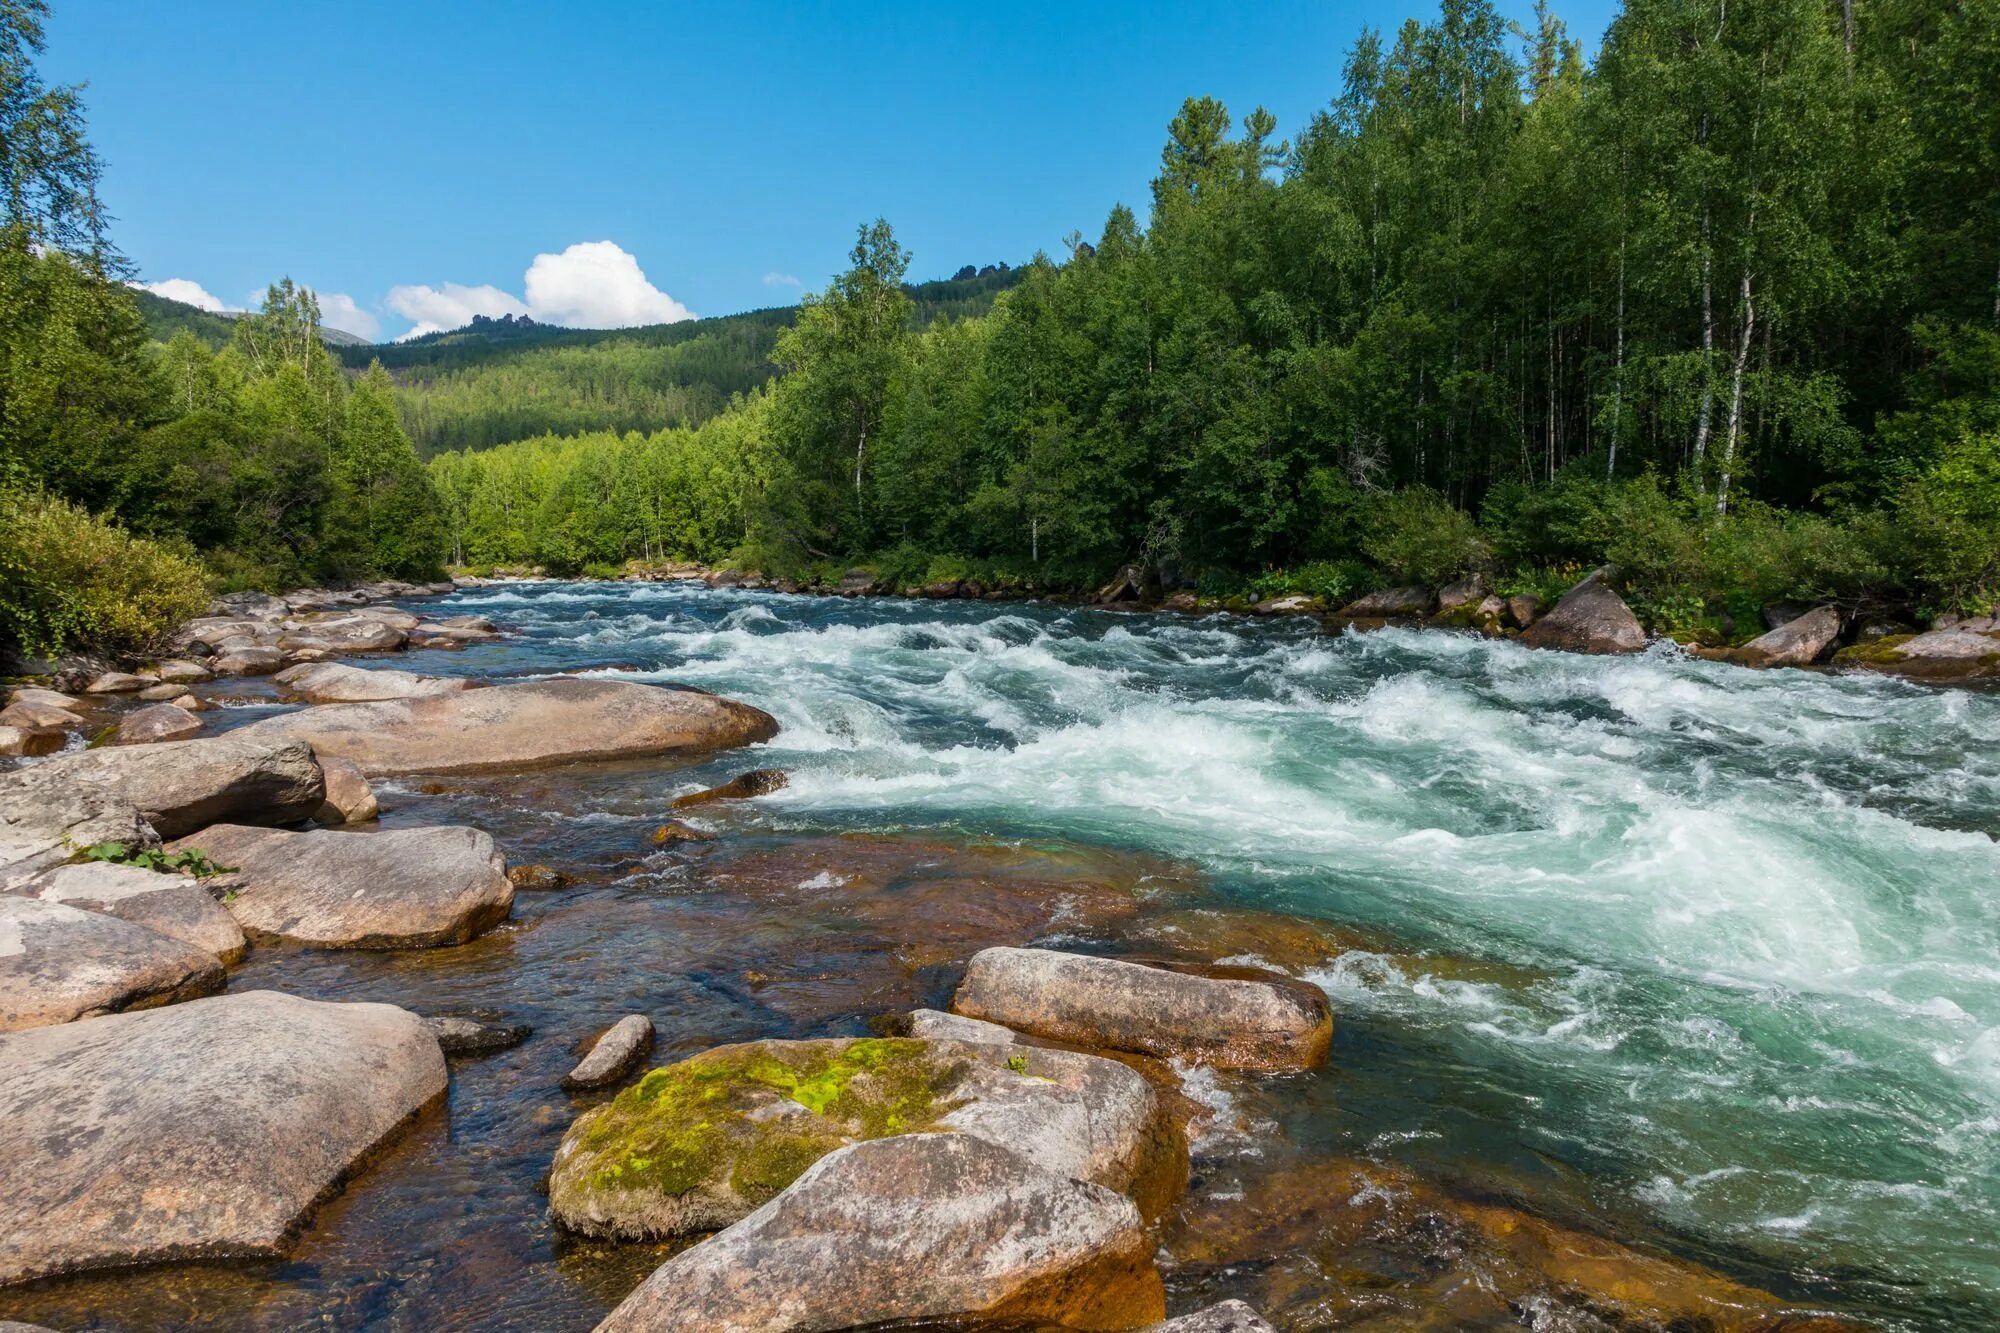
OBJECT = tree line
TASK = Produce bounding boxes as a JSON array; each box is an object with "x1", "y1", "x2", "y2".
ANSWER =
[{"x1": 432, "y1": 0, "x2": 2000, "y2": 633}]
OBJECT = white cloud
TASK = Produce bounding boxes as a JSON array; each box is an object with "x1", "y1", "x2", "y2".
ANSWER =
[
  {"x1": 314, "y1": 290, "x2": 381, "y2": 341},
  {"x1": 384, "y1": 241, "x2": 695, "y2": 340},
  {"x1": 385, "y1": 281, "x2": 527, "y2": 340},
  {"x1": 138, "y1": 278, "x2": 228, "y2": 312},
  {"x1": 762, "y1": 271, "x2": 801, "y2": 288},
  {"x1": 523, "y1": 241, "x2": 694, "y2": 328}
]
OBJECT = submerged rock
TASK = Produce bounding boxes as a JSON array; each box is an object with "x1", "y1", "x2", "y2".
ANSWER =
[
  {"x1": 562, "y1": 1013, "x2": 654, "y2": 1091},
  {"x1": 230, "y1": 678, "x2": 778, "y2": 776},
  {"x1": 952, "y1": 947, "x2": 1333, "y2": 1071},
  {"x1": 0, "y1": 990, "x2": 445, "y2": 1284},
  {"x1": 1164, "y1": 1153, "x2": 1839, "y2": 1332},
  {"x1": 505, "y1": 862, "x2": 567, "y2": 890},
  {"x1": 670, "y1": 767, "x2": 789, "y2": 808},
  {"x1": 19, "y1": 861, "x2": 245, "y2": 963},
  {"x1": 595, "y1": 1133, "x2": 1164, "y2": 1333},
  {"x1": 549, "y1": 1035, "x2": 1174, "y2": 1241},
  {"x1": 114, "y1": 702, "x2": 202, "y2": 745},
  {"x1": 1518, "y1": 570, "x2": 1646, "y2": 654},
  {"x1": 1735, "y1": 604, "x2": 1842, "y2": 668},
  {"x1": 1148, "y1": 1302, "x2": 1277, "y2": 1332},
  {"x1": 176, "y1": 824, "x2": 513, "y2": 949},
  {"x1": 0, "y1": 896, "x2": 225, "y2": 1032},
  {"x1": 426, "y1": 1014, "x2": 532, "y2": 1056},
  {"x1": 272, "y1": 661, "x2": 476, "y2": 704}
]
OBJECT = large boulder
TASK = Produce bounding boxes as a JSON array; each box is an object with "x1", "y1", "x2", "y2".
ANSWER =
[
  {"x1": 549, "y1": 1036, "x2": 1170, "y2": 1242},
  {"x1": 229, "y1": 678, "x2": 779, "y2": 776},
  {"x1": 1733, "y1": 604, "x2": 1842, "y2": 668},
  {"x1": 0, "y1": 735, "x2": 326, "y2": 840},
  {"x1": 595, "y1": 1133, "x2": 1164, "y2": 1333},
  {"x1": 174, "y1": 824, "x2": 512, "y2": 949},
  {"x1": 0, "y1": 897, "x2": 225, "y2": 1032},
  {"x1": 0, "y1": 700, "x2": 82, "y2": 729},
  {"x1": 1517, "y1": 571, "x2": 1646, "y2": 654},
  {"x1": 272, "y1": 661, "x2": 476, "y2": 704},
  {"x1": 275, "y1": 617, "x2": 408, "y2": 654},
  {"x1": 952, "y1": 947, "x2": 1333, "y2": 1072},
  {"x1": 0, "y1": 990, "x2": 445, "y2": 1284},
  {"x1": 1338, "y1": 586, "x2": 1432, "y2": 618},
  {"x1": 15, "y1": 861, "x2": 245, "y2": 963},
  {"x1": 0, "y1": 781, "x2": 155, "y2": 888}
]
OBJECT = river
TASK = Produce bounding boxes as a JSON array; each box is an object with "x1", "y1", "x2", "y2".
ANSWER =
[{"x1": 5, "y1": 580, "x2": 1997, "y2": 1332}]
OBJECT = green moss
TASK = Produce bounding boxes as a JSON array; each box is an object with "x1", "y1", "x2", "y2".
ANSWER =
[
  {"x1": 574, "y1": 1038, "x2": 961, "y2": 1207},
  {"x1": 1833, "y1": 634, "x2": 1916, "y2": 666}
]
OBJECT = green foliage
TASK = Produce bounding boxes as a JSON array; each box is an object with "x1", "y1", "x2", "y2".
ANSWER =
[
  {"x1": 1358, "y1": 488, "x2": 1490, "y2": 585},
  {"x1": 78, "y1": 841, "x2": 235, "y2": 879},
  {"x1": 0, "y1": 487, "x2": 208, "y2": 658}
]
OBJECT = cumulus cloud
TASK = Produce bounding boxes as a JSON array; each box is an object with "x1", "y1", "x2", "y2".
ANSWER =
[
  {"x1": 385, "y1": 281, "x2": 527, "y2": 340},
  {"x1": 385, "y1": 241, "x2": 695, "y2": 340},
  {"x1": 137, "y1": 278, "x2": 228, "y2": 311},
  {"x1": 762, "y1": 271, "x2": 801, "y2": 288},
  {"x1": 314, "y1": 291, "x2": 381, "y2": 341}
]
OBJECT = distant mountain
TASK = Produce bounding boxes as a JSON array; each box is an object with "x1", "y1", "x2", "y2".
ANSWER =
[
  {"x1": 334, "y1": 265, "x2": 1025, "y2": 456},
  {"x1": 132, "y1": 287, "x2": 371, "y2": 348}
]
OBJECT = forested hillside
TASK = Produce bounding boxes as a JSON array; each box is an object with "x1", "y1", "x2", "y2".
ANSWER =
[
  {"x1": 431, "y1": 0, "x2": 2000, "y2": 636},
  {"x1": 336, "y1": 267, "x2": 1021, "y2": 455},
  {"x1": 135, "y1": 288, "x2": 370, "y2": 348}
]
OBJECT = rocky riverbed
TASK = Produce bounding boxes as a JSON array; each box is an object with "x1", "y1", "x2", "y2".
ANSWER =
[{"x1": 1, "y1": 579, "x2": 1996, "y2": 1331}]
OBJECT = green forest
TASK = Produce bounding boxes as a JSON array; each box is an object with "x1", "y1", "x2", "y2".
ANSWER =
[{"x1": 6, "y1": 0, "x2": 2000, "y2": 661}]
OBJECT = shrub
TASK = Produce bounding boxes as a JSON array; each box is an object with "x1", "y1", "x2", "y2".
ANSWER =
[
  {"x1": 0, "y1": 489, "x2": 210, "y2": 660},
  {"x1": 1358, "y1": 487, "x2": 1488, "y2": 585}
]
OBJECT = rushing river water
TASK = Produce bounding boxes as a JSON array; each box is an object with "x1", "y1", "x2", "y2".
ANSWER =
[{"x1": 6, "y1": 581, "x2": 1999, "y2": 1332}]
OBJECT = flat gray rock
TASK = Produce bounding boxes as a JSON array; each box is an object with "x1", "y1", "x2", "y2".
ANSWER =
[
  {"x1": 596, "y1": 1133, "x2": 1162, "y2": 1332},
  {"x1": 0, "y1": 990, "x2": 446, "y2": 1284},
  {"x1": 0, "y1": 734, "x2": 325, "y2": 842},
  {"x1": 952, "y1": 946, "x2": 1333, "y2": 1072},
  {"x1": 175, "y1": 824, "x2": 512, "y2": 949},
  {"x1": 561, "y1": 1012, "x2": 653, "y2": 1090},
  {"x1": 115, "y1": 702, "x2": 202, "y2": 745},
  {"x1": 18, "y1": 861, "x2": 245, "y2": 963},
  {"x1": 1736, "y1": 605, "x2": 1841, "y2": 667},
  {"x1": 230, "y1": 678, "x2": 778, "y2": 777},
  {"x1": 0, "y1": 896, "x2": 224, "y2": 1032},
  {"x1": 272, "y1": 661, "x2": 475, "y2": 704}
]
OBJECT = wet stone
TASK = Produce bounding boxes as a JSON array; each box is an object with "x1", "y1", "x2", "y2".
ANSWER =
[{"x1": 563, "y1": 1013, "x2": 654, "y2": 1090}]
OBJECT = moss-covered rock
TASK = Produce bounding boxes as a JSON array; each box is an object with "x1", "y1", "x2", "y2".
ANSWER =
[
  {"x1": 548, "y1": 1034, "x2": 1176, "y2": 1240},
  {"x1": 549, "y1": 1038, "x2": 965, "y2": 1239}
]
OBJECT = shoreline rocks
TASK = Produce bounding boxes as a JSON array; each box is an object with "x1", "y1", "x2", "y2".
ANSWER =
[
  {"x1": 0, "y1": 896, "x2": 226, "y2": 1032},
  {"x1": 230, "y1": 678, "x2": 778, "y2": 776},
  {"x1": 17, "y1": 861, "x2": 245, "y2": 963},
  {"x1": 595, "y1": 1132, "x2": 1164, "y2": 1333},
  {"x1": 1518, "y1": 570, "x2": 1647, "y2": 655},
  {"x1": 951, "y1": 946, "x2": 1333, "y2": 1072},
  {"x1": 0, "y1": 991, "x2": 446, "y2": 1284},
  {"x1": 174, "y1": 824, "x2": 513, "y2": 949},
  {"x1": 1, "y1": 735, "x2": 326, "y2": 842}
]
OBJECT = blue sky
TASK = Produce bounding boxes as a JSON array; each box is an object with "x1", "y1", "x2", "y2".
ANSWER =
[{"x1": 44, "y1": 0, "x2": 1619, "y2": 341}]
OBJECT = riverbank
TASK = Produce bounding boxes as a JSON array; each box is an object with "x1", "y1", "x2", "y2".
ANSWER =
[{"x1": 8, "y1": 581, "x2": 1992, "y2": 1328}]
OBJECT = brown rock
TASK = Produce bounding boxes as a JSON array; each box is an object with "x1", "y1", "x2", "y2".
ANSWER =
[
  {"x1": 6, "y1": 734, "x2": 325, "y2": 839},
  {"x1": 952, "y1": 946, "x2": 1332, "y2": 1072},
  {"x1": 0, "y1": 990, "x2": 445, "y2": 1283},
  {"x1": 648, "y1": 821, "x2": 714, "y2": 847},
  {"x1": 272, "y1": 661, "x2": 475, "y2": 704},
  {"x1": 229, "y1": 678, "x2": 778, "y2": 777},
  {"x1": 670, "y1": 767, "x2": 789, "y2": 808},
  {"x1": 506, "y1": 862, "x2": 568, "y2": 890},
  {"x1": 135, "y1": 682, "x2": 190, "y2": 702},
  {"x1": 83, "y1": 671, "x2": 155, "y2": 695},
  {"x1": 0, "y1": 726, "x2": 64, "y2": 758},
  {"x1": 1734, "y1": 604, "x2": 1842, "y2": 668},
  {"x1": 115, "y1": 702, "x2": 202, "y2": 745},
  {"x1": 19, "y1": 861, "x2": 245, "y2": 963},
  {"x1": 596, "y1": 1133, "x2": 1164, "y2": 1333},
  {"x1": 1519, "y1": 571, "x2": 1646, "y2": 654},
  {"x1": 210, "y1": 646, "x2": 285, "y2": 676},
  {"x1": 1338, "y1": 585, "x2": 1432, "y2": 617},
  {"x1": 1505, "y1": 593, "x2": 1542, "y2": 627},
  {"x1": 312, "y1": 756, "x2": 379, "y2": 825},
  {"x1": 0, "y1": 897, "x2": 224, "y2": 1032},
  {"x1": 176, "y1": 823, "x2": 512, "y2": 949},
  {"x1": 152, "y1": 659, "x2": 211, "y2": 684},
  {"x1": 1435, "y1": 574, "x2": 1488, "y2": 614},
  {"x1": 5, "y1": 688, "x2": 82, "y2": 711}
]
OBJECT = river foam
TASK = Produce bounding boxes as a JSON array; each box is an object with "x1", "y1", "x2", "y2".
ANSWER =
[{"x1": 448, "y1": 580, "x2": 1999, "y2": 1326}]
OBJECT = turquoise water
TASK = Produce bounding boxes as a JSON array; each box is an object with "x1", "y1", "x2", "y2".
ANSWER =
[
  {"x1": 6, "y1": 579, "x2": 1996, "y2": 1331},
  {"x1": 459, "y1": 581, "x2": 2000, "y2": 1327}
]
